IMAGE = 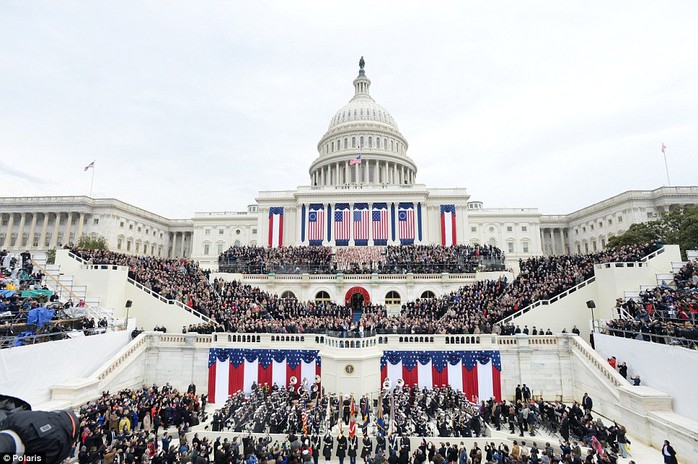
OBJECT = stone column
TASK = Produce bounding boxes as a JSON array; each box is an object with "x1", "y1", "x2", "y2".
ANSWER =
[
  {"x1": 28, "y1": 213, "x2": 38, "y2": 249},
  {"x1": 64, "y1": 212, "x2": 73, "y2": 245},
  {"x1": 2, "y1": 213, "x2": 14, "y2": 249},
  {"x1": 50, "y1": 213, "x2": 60, "y2": 248},
  {"x1": 15, "y1": 213, "x2": 26, "y2": 248},
  {"x1": 76, "y1": 213, "x2": 85, "y2": 240},
  {"x1": 335, "y1": 162, "x2": 339, "y2": 185},
  {"x1": 39, "y1": 214, "x2": 49, "y2": 249},
  {"x1": 179, "y1": 232, "x2": 185, "y2": 257}
]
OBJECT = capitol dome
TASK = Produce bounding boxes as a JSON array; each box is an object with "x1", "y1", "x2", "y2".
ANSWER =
[{"x1": 309, "y1": 60, "x2": 417, "y2": 188}]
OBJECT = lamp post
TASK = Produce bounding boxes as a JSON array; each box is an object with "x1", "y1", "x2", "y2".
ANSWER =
[{"x1": 586, "y1": 300, "x2": 596, "y2": 348}]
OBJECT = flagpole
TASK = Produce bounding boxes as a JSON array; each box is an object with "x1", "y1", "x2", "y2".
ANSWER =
[
  {"x1": 89, "y1": 166, "x2": 95, "y2": 197},
  {"x1": 663, "y1": 148, "x2": 671, "y2": 187}
]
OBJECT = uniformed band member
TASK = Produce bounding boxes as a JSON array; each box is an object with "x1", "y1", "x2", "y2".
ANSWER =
[
  {"x1": 348, "y1": 434, "x2": 358, "y2": 464},
  {"x1": 322, "y1": 433, "x2": 333, "y2": 464},
  {"x1": 336, "y1": 430, "x2": 348, "y2": 464},
  {"x1": 361, "y1": 435, "x2": 373, "y2": 463}
]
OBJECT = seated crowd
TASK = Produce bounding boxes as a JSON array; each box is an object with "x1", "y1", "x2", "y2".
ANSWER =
[
  {"x1": 74, "y1": 243, "x2": 663, "y2": 337},
  {"x1": 604, "y1": 256, "x2": 698, "y2": 344},
  {"x1": 73, "y1": 387, "x2": 634, "y2": 463},
  {"x1": 218, "y1": 244, "x2": 505, "y2": 275}
]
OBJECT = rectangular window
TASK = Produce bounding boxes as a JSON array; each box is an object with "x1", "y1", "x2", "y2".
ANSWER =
[
  {"x1": 93, "y1": 218, "x2": 99, "y2": 225},
  {"x1": 120, "y1": 221, "x2": 124, "y2": 228},
  {"x1": 471, "y1": 226, "x2": 477, "y2": 233},
  {"x1": 129, "y1": 224, "x2": 133, "y2": 230},
  {"x1": 204, "y1": 244, "x2": 210, "y2": 255},
  {"x1": 217, "y1": 244, "x2": 224, "y2": 254},
  {"x1": 205, "y1": 229, "x2": 211, "y2": 236},
  {"x1": 507, "y1": 242, "x2": 514, "y2": 253},
  {"x1": 219, "y1": 229, "x2": 224, "y2": 235},
  {"x1": 521, "y1": 226, "x2": 527, "y2": 232},
  {"x1": 522, "y1": 242, "x2": 529, "y2": 253},
  {"x1": 608, "y1": 219, "x2": 613, "y2": 225},
  {"x1": 506, "y1": 226, "x2": 513, "y2": 232},
  {"x1": 252, "y1": 228, "x2": 257, "y2": 235},
  {"x1": 618, "y1": 216, "x2": 623, "y2": 222}
]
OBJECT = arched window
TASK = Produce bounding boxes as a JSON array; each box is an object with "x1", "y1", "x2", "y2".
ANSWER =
[
  {"x1": 385, "y1": 291, "x2": 401, "y2": 305},
  {"x1": 344, "y1": 138, "x2": 348, "y2": 149},
  {"x1": 368, "y1": 136, "x2": 372, "y2": 147},
  {"x1": 352, "y1": 137, "x2": 356, "y2": 148},
  {"x1": 331, "y1": 141, "x2": 335, "y2": 152},
  {"x1": 376, "y1": 138, "x2": 380, "y2": 148},
  {"x1": 315, "y1": 291, "x2": 331, "y2": 302},
  {"x1": 281, "y1": 291, "x2": 296, "y2": 299},
  {"x1": 360, "y1": 136, "x2": 364, "y2": 147},
  {"x1": 420, "y1": 290, "x2": 436, "y2": 299}
]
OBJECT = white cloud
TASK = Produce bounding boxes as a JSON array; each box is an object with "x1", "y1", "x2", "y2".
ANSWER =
[{"x1": 0, "y1": 1, "x2": 696, "y2": 218}]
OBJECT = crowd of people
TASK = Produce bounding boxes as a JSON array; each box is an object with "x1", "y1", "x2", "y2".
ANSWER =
[
  {"x1": 218, "y1": 244, "x2": 506, "y2": 276},
  {"x1": 383, "y1": 244, "x2": 504, "y2": 274},
  {"x1": 76, "y1": 383, "x2": 206, "y2": 463},
  {"x1": 73, "y1": 243, "x2": 665, "y2": 338},
  {"x1": 604, "y1": 256, "x2": 698, "y2": 345}
]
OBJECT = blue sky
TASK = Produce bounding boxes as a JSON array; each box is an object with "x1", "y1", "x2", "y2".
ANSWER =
[{"x1": 1, "y1": 1, "x2": 696, "y2": 218}]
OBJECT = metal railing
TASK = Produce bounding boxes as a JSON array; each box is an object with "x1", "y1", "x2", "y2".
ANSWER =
[
  {"x1": 498, "y1": 275, "x2": 596, "y2": 324},
  {"x1": 600, "y1": 326, "x2": 698, "y2": 349},
  {"x1": 30, "y1": 257, "x2": 115, "y2": 323},
  {"x1": 126, "y1": 278, "x2": 219, "y2": 326},
  {"x1": 0, "y1": 322, "x2": 127, "y2": 350}
]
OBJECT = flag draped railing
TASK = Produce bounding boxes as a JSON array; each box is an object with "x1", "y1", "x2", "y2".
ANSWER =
[
  {"x1": 207, "y1": 348, "x2": 321, "y2": 403},
  {"x1": 379, "y1": 350, "x2": 502, "y2": 402}
]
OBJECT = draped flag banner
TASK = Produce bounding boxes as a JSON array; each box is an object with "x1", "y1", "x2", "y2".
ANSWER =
[
  {"x1": 440, "y1": 204, "x2": 456, "y2": 246},
  {"x1": 268, "y1": 207, "x2": 284, "y2": 248},
  {"x1": 308, "y1": 204, "x2": 325, "y2": 245},
  {"x1": 372, "y1": 203, "x2": 388, "y2": 246},
  {"x1": 379, "y1": 350, "x2": 502, "y2": 402},
  {"x1": 353, "y1": 203, "x2": 370, "y2": 246},
  {"x1": 207, "y1": 348, "x2": 321, "y2": 403},
  {"x1": 334, "y1": 203, "x2": 351, "y2": 246},
  {"x1": 397, "y1": 203, "x2": 415, "y2": 245}
]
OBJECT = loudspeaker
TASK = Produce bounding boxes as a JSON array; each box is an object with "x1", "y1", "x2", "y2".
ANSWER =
[
  {"x1": 125, "y1": 300, "x2": 133, "y2": 308},
  {"x1": 586, "y1": 300, "x2": 596, "y2": 309}
]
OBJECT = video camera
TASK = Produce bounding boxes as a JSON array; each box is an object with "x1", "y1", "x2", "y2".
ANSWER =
[{"x1": 0, "y1": 395, "x2": 79, "y2": 463}]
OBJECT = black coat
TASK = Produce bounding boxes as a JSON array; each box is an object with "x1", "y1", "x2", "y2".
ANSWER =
[
  {"x1": 337, "y1": 435, "x2": 348, "y2": 458},
  {"x1": 323, "y1": 436, "x2": 333, "y2": 459}
]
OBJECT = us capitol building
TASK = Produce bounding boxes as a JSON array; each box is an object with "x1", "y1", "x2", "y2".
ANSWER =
[{"x1": 1, "y1": 61, "x2": 697, "y2": 269}]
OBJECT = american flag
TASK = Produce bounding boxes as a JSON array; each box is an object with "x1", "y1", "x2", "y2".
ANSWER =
[
  {"x1": 308, "y1": 205, "x2": 325, "y2": 243},
  {"x1": 372, "y1": 203, "x2": 388, "y2": 242},
  {"x1": 398, "y1": 204, "x2": 415, "y2": 242},
  {"x1": 207, "y1": 349, "x2": 321, "y2": 403},
  {"x1": 349, "y1": 154, "x2": 362, "y2": 165},
  {"x1": 353, "y1": 203, "x2": 369, "y2": 243},
  {"x1": 380, "y1": 350, "x2": 502, "y2": 402},
  {"x1": 334, "y1": 204, "x2": 351, "y2": 243}
]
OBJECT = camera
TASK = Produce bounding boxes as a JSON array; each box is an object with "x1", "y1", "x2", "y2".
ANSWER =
[{"x1": 0, "y1": 395, "x2": 79, "y2": 463}]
